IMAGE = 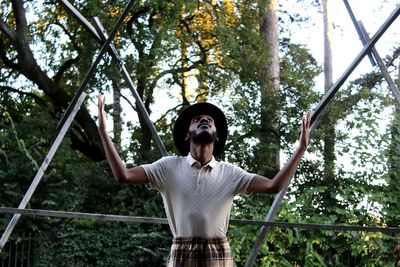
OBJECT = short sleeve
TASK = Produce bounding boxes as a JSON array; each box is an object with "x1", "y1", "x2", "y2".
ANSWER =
[
  {"x1": 141, "y1": 156, "x2": 173, "y2": 191},
  {"x1": 226, "y1": 163, "x2": 256, "y2": 196}
]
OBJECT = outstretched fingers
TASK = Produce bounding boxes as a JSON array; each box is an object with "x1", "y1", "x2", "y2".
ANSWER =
[
  {"x1": 303, "y1": 111, "x2": 311, "y2": 131},
  {"x1": 301, "y1": 111, "x2": 311, "y2": 148},
  {"x1": 98, "y1": 94, "x2": 105, "y2": 111},
  {"x1": 98, "y1": 94, "x2": 107, "y2": 131}
]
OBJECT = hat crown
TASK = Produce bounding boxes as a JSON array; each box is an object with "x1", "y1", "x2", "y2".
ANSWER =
[{"x1": 173, "y1": 103, "x2": 227, "y2": 156}]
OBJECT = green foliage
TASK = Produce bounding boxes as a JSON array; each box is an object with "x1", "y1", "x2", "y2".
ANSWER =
[
  {"x1": 1, "y1": 0, "x2": 400, "y2": 266},
  {"x1": 34, "y1": 220, "x2": 170, "y2": 267},
  {"x1": 280, "y1": 43, "x2": 322, "y2": 144},
  {"x1": 0, "y1": 90, "x2": 169, "y2": 265},
  {"x1": 381, "y1": 110, "x2": 400, "y2": 226}
]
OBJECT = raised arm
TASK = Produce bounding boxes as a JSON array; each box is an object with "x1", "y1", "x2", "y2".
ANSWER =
[
  {"x1": 98, "y1": 95, "x2": 148, "y2": 184},
  {"x1": 247, "y1": 112, "x2": 311, "y2": 194}
]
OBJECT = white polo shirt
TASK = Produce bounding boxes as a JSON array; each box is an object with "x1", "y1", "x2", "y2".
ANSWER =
[{"x1": 142, "y1": 154, "x2": 256, "y2": 238}]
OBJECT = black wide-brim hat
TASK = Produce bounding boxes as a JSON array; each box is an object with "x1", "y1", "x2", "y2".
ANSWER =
[{"x1": 173, "y1": 102, "x2": 228, "y2": 156}]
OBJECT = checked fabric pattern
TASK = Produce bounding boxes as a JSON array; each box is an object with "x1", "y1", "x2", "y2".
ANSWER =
[{"x1": 167, "y1": 236, "x2": 234, "y2": 267}]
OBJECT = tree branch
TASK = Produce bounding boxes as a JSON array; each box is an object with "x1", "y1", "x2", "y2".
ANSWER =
[
  {"x1": 47, "y1": 19, "x2": 83, "y2": 84},
  {"x1": 0, "y1": 2, "x2": 106, "y2": 161},
  {"x1": 121, "y1": 93, "x2": 137, "y2": 113},
  {"x1": 126, "y1": 6, "x2": 151, "y2": 35},
  {"x1": 11, "y1": 0, "x2": 28, "y2": 40},
  {"x1": 54, "y1": 57, "x2": 79, "y2": 84},
  {"x1": 386, "y1": 47, "x2": 400, "y2": 68},
  {"x1": 154, "y1": 103, "x2": 185, "y2": 125},
  {"x1": 52, "y1": 21, "x2": 82, "y2": 53},
  {"x1": 147, "y1": 59, "x2": 204, "y2": 92},
  {"x1": 0, "y1": 20, "x2": 17, "y2": 42},
  {"x1": 0, "y1": 85, "x2": 44, "y2": 103}
]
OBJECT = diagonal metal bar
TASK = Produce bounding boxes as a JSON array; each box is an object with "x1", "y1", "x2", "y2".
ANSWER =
[
  {"x1": 357, "y1": 22, "x2": 400, "y2": 107},
  {"x1": 0, "y1": 90, "x2": 87, "y2": 251},
  {"x1": 92, "y1": 17, "x2": 168, "y2": 156},
  {"x1": 55, "y1": 1, "x2": 130, "y2": 133},
  {"x1": 343, "y1": 0, "x2": 400, "y2": 107},
  {"x1": 56, "y1": 0, "x2": 122, "y2": 68},
  {"x1": 0, "y1": 0, "x2": 136, "y2": 250},
  {"x1": 57, "y1": 0, "x2": 100, "y2": 40},
  {"x1": 309, "y1": 4, "x2": 400, "y2": 126},
  {"x1": 341, "y1": 0, "x2": 400, "y2": 132},
  {"x1": 245, "y1": 4, "x2": 400, "y2": 267},
  {"x1": 57, "y1": 0, "x2": 168, "y2": 156},
  {"x1": 343, "y1": 0, "x2": 377, "y2": 66}
]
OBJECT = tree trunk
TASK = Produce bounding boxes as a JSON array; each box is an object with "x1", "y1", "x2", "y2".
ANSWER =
[
  {"x1": 322, "y1": 0, "x2": 336, "y2": 182},
  {"x1": 112, "y1": 78, "x2": 122, "y2": 152},
  {"x1": 0, "y1": 0, "x2": 104, "y2": 161},
  {"x1": 136, "y1": 76, "x2": 153, "y2": 162},
  {"x1": 258, "y1": 0, "x2": 280, "y2": 178}
]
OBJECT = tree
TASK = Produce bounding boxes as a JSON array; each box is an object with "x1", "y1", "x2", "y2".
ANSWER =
[
  {"x1": 0, "y1": 0, "x2": 104, "y2": 161},
  {"x1": 1, "y1": 0, "x2": 399, "y2": 266},
  {"x1": 257, "y1": 0, "x2": 281, "y2": 178}
]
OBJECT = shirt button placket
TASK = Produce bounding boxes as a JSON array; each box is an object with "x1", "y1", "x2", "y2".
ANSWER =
[{"x1": 195, "y1": 168, "x2": 203, "y2": 194}]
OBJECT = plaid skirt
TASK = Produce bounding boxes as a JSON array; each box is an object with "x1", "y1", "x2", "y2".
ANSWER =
[{"x1": 167, "y1": 236, "x2": 234, "y2": 267}]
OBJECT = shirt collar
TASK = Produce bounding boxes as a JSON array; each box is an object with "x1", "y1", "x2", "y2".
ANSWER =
[{"x1": 187, "y1": 153, "x2": 217, "y2": 169}]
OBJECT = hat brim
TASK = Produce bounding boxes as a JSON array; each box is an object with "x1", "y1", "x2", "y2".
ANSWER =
[{"x1": 173, "y1": 103, "x2": 227, "y2": 156}]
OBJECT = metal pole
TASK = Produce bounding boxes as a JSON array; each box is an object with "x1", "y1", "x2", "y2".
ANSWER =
[
  {"x1": 0, "y1": 0, "x2": 136, "y2": 250},
  {"x1": 57, "y1": 0, "x2": 168, "y2": 156},
  {"x1": 0, "y1": 91, "x2": 87, "y2": 251},
  {"x1": 342, "y1": 0, "x2": 376, "y2": 66},
  {"x1": 2, "y1": 207, "x2": 400, "y2": 234},
  {"x1": 92, "y1": 17, "x2": 168, "y2": 156},
  {"x1": 245, "y1": 4, "x2": 400, "y2": 267},
  {"x1": 343, "y1": 0, "x2": 400, "y2": 107},
  {"x1": 56, "y1": 0, "x2": 120, "y2": 66},
  {"x1": 359, "y1": 22, "x2": 400, "y2": 107},
  {"x1": 55, "y1": 1, "x2": 132, "y2": 133},
  {"x1": 310, "y1": 4, "x2": 400, "y2": 127}
]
